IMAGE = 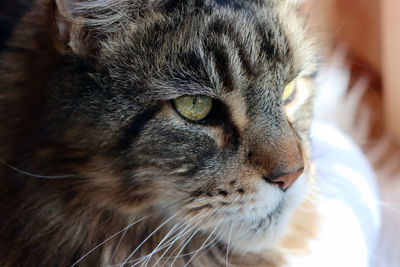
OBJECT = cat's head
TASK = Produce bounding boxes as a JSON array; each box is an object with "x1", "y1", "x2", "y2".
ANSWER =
[{"x1": 5, "y1": 0, "x2": 317, "y2": 254}]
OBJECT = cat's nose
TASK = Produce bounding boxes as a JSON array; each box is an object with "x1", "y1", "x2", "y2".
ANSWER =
[
  {"x1": 263, "y1": 168, "x2": 304, "y2": 191},
  {"x1": 247, "y1": 135, "x2": 304, "y2": 190},
  {"x1": 246, "y1": 119, "x2": 305, "y2": 190}
]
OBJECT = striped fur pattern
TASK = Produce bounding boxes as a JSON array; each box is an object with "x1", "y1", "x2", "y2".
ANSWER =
[{"x1": 0, "y1": 0, "x2": 318, "y2": 266}]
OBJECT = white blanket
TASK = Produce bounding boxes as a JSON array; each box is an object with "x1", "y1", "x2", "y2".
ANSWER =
[{"x1": 286, "y1": 122, "x2": 381, "y2": 267}]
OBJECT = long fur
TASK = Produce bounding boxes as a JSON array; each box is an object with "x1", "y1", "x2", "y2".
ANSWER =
[{"x1": 0, "y1": 1, "x2": 319, "y2": 266}]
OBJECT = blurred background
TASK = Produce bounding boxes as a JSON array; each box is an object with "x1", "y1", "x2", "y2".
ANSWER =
[
  {"x1": 306, "y1": 0, "x2": 400, "y2": 266},
  {"x1": 309, "y1": 0, "x2": 400, "y2": 143}
]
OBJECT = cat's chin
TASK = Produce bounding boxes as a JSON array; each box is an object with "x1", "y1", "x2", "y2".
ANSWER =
[
  {"x1": 225, "y1": 206, "x2": 293, "y2": 253},
  {"x1": 216, "y1": 174, "x2": 308, "y2": 253}
]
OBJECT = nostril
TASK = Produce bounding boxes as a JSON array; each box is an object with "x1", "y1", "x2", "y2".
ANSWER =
[{"x1": 263, "y1": 167, "x2": 304, "y2": 191}]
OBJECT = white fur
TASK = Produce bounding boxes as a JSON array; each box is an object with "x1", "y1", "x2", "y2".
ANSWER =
[{"x1": 213, "y1": 174, "x2": 308, "y2": 253}]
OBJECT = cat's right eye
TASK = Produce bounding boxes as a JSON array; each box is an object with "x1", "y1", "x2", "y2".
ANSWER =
[
  {"x1": 282, "y1": 80, "x2": 297, "y2": 104},
  {"x1": 173, "y1": 95, "x2": 213, "y2": 122}
]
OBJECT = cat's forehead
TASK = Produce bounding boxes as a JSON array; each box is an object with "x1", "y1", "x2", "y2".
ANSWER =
[
  {"x1": 99, "y1": 0, "x2": 314, "y2": 99},
  {"x1": 159, "y1": 0, "x2": 264, "y2": 10}
]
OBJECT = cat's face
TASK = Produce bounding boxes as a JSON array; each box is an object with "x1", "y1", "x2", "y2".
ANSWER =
[{"x1": 47, "y1": 0, "x2": 317, "y2": 253}]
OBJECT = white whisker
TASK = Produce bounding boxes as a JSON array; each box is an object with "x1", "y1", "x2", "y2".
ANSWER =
[
  {"x1": 183, "y1": 224, "x2": 220, "y2": 267},
  {"x1": 141, "y1": 222, "x2": 184, "y2": 267},
  {"x1": 168, "y1": 225, "x2": 202, "y2": 267},
  {"x1": 121, "y1": 212, "x2": 180, "y2": 266},
  {"x1": 192, "y1": 229, "x2": 225, "y2": 264},
  {"x1": 71, "y1": 215, "x2": 150, "y2": 267},
  {"x1": 225, "y1": 222, "x2": 233, "y2": 267},
  {"x1": 118, "y1": 220, "x2": 196, "y2": 267},
  {"x1": 154, "y1": 212, "x2": 206, "y2": 267},
  {"x1": 109, "y1": 227, "x2": 128, "y2": 264}
]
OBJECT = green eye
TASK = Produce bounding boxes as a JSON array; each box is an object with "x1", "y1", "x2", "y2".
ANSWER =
[
  {"x1": 174, "y1": 95, "x2": 213, "y2": 122},
  {"x1": 282, "y1": 80, "x2": 297, "y2": 104}
]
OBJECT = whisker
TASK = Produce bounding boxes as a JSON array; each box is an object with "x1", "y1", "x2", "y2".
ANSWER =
[
  {"x1": 168, "y1": 223, "x2": 203, "y2": 267},
  {"x1": 141, "y1": 222, "x2": 184, "y2": 267},
  {"x1": 75, "y1": 200, "x2": 185, "y2": 267},
  {"x1": 179, "y1": 206, "x2": 226, "y2": 265},
  {"x1": 121, "y1": 212, "x2": 180, "y2": 266},
  {"x1": 192, "y1": 228, "x2": 225, "y2": 264},
  {"x1": 154, "y1": 212, "x2": 206, "y2": 267},
  {"x1": 71, "y1": 215, "x2": 150, "y2": 267},
  {"x1": 115, "y1": 220, "x2": 197, "y2": 266},
  {"x1": 183, "y1": 224, "x2": 220, "y2": 267},
  {"x1": 164, "y1": 208, "x2": 222, "y2": 266},
  {"x1": 109, "y1": 227, "x2": 128, "y2": 264},
  {"x1": 0, "y1": 160, "x2": 76, "y2": 179},
  {"x1": 225, "y1": 222, "x2": 233, "y2": 267}
]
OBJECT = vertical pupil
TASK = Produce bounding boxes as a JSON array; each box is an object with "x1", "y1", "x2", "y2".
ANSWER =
[{"x1": 192, "y1": 96, "x2": 196, "y2": 108}]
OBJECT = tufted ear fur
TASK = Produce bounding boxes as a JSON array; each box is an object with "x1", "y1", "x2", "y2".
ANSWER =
[
  {"x1": 53, "y1": 0, "x2": 129, "y2": 57},
  {"x1": 54, "y1": 0, "x2": 96, "y2": 56}
]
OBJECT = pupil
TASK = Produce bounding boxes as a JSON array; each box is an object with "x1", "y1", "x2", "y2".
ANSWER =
[{"x1": 191, "y1": 96, "x2": 196, "y2": 109}]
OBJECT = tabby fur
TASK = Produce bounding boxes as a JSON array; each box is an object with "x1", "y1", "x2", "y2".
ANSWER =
[{"x1": 0, "y1": 0, "x2": 318, "y2": 266}]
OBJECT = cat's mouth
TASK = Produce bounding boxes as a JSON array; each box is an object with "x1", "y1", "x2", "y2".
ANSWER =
[
  {"x1": 213, "y1": 199, "x2": 289, "y2": 253},
  {"x1": 210, "y1": 174, "x2": 308, "y2": 253}
]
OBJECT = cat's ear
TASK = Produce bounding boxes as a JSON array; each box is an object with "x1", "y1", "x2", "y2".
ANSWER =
[{"x1": 54, "y1": 0, "x2": 94, "y2": 56}]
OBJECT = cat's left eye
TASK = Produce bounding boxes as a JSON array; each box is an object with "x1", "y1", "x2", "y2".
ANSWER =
[
  {"x1": 282, "y1": 80, "x2": 297, "y2": 104},
  {"x1": 173, "y1": 95, "x2": 213, "y2": 122}
]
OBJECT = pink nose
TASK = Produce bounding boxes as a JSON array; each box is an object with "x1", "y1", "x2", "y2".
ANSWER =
[{"x1": 263, "y1": 168, "x2": 304, "y2": 191}]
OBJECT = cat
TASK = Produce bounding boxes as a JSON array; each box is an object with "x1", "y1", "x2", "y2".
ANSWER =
[{"x1": 0, "y1": 0, "x2": 318, "y2": 266}]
